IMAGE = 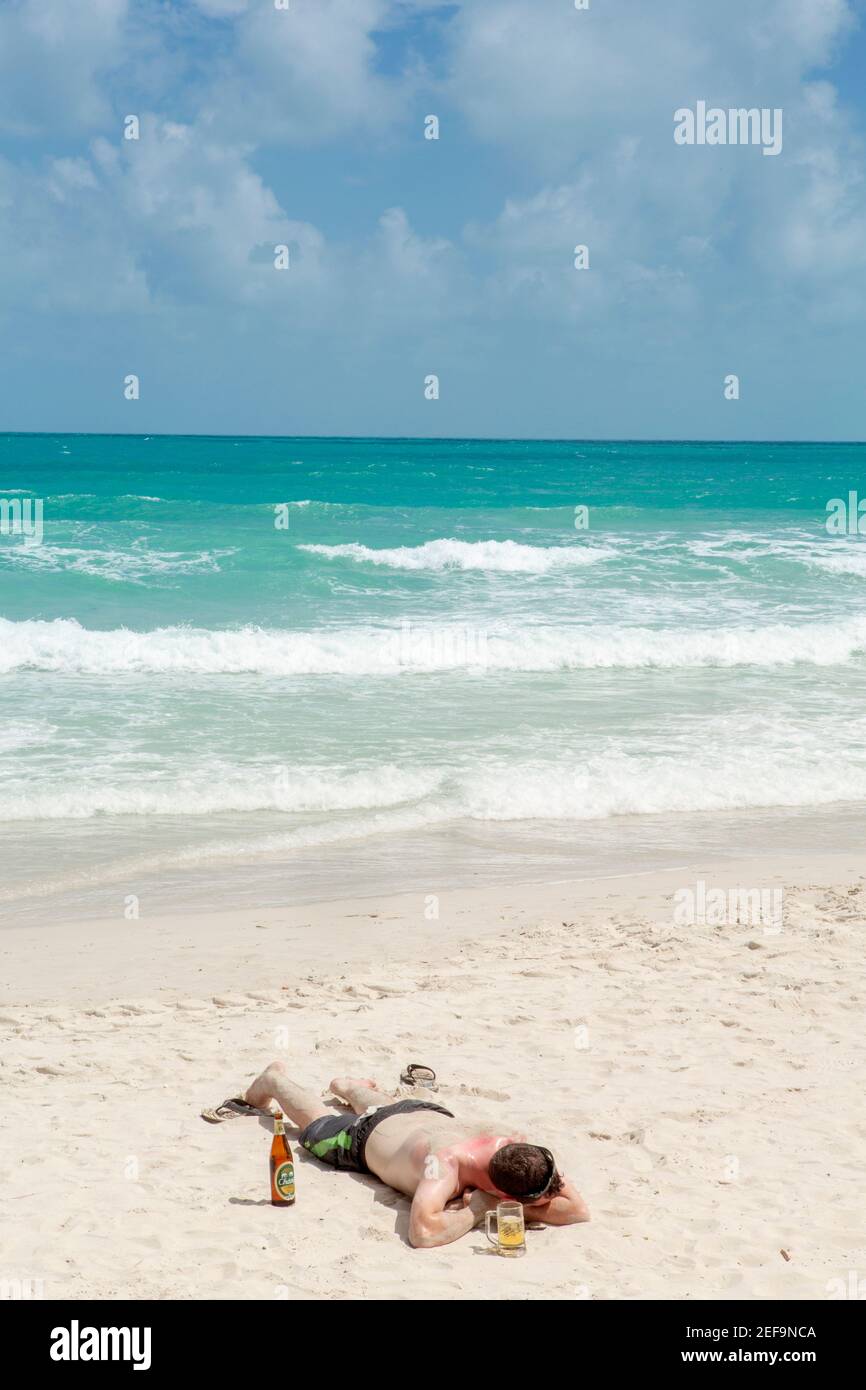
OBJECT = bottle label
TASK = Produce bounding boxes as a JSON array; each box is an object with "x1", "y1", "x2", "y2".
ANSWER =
[{"x1": 274, "y1": 1162, "x2": 295, "y2": 1200}]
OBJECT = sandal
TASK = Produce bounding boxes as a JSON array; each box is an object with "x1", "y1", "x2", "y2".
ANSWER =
[
  {"x1": 399, "y1": 1063, "x2": 438, "y2": 1091},
  {"x1": 200, "y1": 1096, "x2": 272, "y2": 1124}
]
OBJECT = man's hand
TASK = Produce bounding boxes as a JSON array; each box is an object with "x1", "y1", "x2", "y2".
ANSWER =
[
  {"x1": 523, "y1": 1177, "x2": 590, "y2": 1226},
  {"x1": 462, "y1": 1188, "x2": 500, "y2": 1223}
]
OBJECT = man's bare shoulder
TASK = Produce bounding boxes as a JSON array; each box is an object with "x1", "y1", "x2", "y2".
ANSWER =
[{"x1": 431, "y1": 1129, "x2": 524, "y2": 1151}]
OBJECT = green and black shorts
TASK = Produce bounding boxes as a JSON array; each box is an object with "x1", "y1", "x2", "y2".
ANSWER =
[{"x1": 299, "y1": 1099, "x2": 454, "y2": 1174}]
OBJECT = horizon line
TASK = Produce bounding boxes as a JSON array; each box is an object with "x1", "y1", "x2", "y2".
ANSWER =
[{"x1": 2, "y1": 431, "x2": 866, "y2": 446}]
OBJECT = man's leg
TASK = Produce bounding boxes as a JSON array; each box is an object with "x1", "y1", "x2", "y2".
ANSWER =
[
  {"x1": 329, "y1": 1076, "x2": 393, "y2": 1114},
  {"x1": 245, "y1": 1061, "x2": 331, "y2": 1129}
]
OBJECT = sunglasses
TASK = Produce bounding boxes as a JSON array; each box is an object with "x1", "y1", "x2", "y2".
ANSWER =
[{"x1": 521, "y1": 1146, "x2": 557, "y2": 1202}]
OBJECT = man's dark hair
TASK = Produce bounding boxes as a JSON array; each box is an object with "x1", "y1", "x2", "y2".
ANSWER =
[{"x1": 488, "y1": 1144, "x2": 563, "y2": 1202}]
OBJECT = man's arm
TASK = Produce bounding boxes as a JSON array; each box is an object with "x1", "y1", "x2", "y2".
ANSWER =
[
  {"x1": 524, "y1": 1177, "x2": 590, "y2": 1226},
  {"x1": 408, "y1": 1164, "x2": 497, "y2": 1248}
]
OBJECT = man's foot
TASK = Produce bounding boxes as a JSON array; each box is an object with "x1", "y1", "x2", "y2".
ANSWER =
[{"x1": 329, "y1": 1076, "x2": 381, "y2": 1099}]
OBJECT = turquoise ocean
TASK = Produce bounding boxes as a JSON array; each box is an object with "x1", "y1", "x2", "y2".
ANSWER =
[{"x1": 2, "y1": 434, "x2": 865, "y2": 923}]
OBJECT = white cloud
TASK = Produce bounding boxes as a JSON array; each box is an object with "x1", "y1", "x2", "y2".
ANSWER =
[
  {"x1": 0, "y1": 0, "x2": 128, "y2": 137},
  {"x1": 113, "y1": 118, "x2": 327, "y2": 303},
  {"x1": 341, "y1": 206, "x2": 472, "y2": 334},
  {"x1": 0, "y1": 116, "x2": 470, "y2": 335},
  {"x1": 0, "y1": 150, "x2": 149, "y2": 314},
  {"x1": 201, "y1": 0, "x2": 404, "y2": 145},
  {"x1": 443, "y1": 0, "x2": 866, "y2": 329},
  {"x1": 751, "y1": 0, "x2": 855, "y2": 65},
  {"x1": 376, "y1": 206, "x2": 452, "y2": 277},
  {"x1": 446, "y1": 0, "x2": 857, "y2": 160},
  {"x1": 0, "y1": 117, "x2": 327, "y2": 314}
]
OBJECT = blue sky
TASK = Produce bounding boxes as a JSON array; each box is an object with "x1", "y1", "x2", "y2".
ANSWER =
[{"x1": 1, "y1": 0, "x2": 866, "y2": 439}]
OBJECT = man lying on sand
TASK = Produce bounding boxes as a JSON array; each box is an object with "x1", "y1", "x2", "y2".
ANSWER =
[{"x1": 240, "y1": 1059, "x2": 590, "y2": 1247}]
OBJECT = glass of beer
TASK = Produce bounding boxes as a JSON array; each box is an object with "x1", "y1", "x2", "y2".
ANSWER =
[{"x1": 485, "y1": 1200, "x2": 526, "y2": 1257}]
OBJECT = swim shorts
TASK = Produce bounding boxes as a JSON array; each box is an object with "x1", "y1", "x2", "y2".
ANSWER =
[{"x1": 299, "y1": 1099, "x2": 455, "y2": 1173}]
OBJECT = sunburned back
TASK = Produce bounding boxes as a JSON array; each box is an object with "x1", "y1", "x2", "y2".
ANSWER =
[{"x1": 363, "y1": 1111, "x2": 517, "y2": 1197}]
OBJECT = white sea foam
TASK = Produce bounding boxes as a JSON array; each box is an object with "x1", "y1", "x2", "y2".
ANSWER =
[
  {"x1": 687, "y1": 532, "x2": 866, "y2": 578},
  {"x1": 459, "y1": 752, "x2": 866, "y2": 821},
  {"x1": 1, "y1": 615, "x2": 863, "y2": 676},
  {"x1": 0, "y1": 546, "x2": 234, "y2": 583},
  {"x1": 0, "y1": 764, "x2": 438, "y2": 822},
  {"x1": 4, "y1": 742, "x2": 864, "y2": 833},
  {"x1": 0, "y1": 720, "x2": 57, "y2": 753},
  {"x1": 299, "y1": 538, "x2": 613, "y2": 572},
  {"x1": 806, "y1": 550, "x2": 866, "y2": 578}
]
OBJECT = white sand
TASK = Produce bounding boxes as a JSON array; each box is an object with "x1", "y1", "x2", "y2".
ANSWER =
[{"x1": 2, "y1": 852, "x2": 864, "y2": 1301}]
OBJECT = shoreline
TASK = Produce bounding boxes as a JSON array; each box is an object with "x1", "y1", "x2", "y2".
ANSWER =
[
  {"x1": 6, "y1": 798, "x2": 866, "y2": 934},
  {"x1": 6, "y1": 847, "x2": 866, "y2": 1009}
]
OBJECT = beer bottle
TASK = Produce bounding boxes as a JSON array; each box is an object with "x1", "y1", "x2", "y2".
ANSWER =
[{"x1": 269, "y1": 1111, "x2": 295, "y2": 1206}]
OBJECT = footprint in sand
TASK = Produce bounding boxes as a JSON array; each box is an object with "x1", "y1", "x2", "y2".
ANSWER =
[{"x1": 455, "y1": 1084, "x2": 511, "y2": 1102}]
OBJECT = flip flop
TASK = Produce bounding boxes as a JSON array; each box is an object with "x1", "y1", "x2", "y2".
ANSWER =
[
  {"x1": 399, "y1": 1063, "x2": 438, "y2": 1091},
  {"x1": 200, "y1": 1096, "x2": 272, "y2": 1124}
]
